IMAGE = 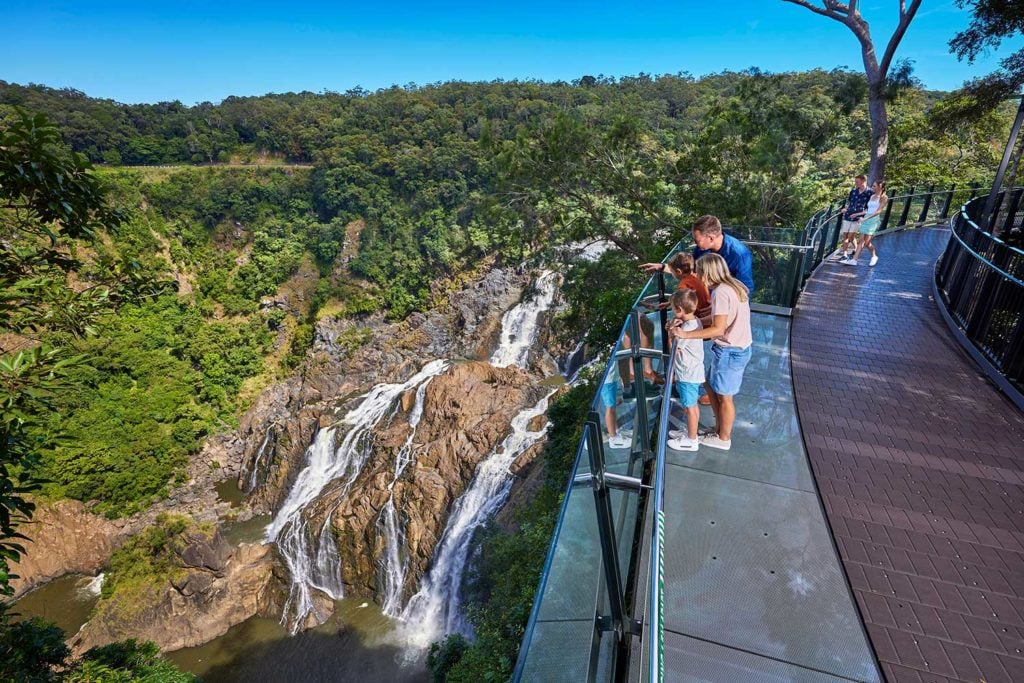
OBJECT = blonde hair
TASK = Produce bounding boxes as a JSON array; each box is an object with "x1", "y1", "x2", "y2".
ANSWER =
[{"x1": 696, "y1": 253, "x2": 748, "y2": 303}]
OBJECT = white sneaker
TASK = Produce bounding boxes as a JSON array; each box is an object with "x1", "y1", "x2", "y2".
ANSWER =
[
  {"x1": 869, "y1": 254, "x2": 878, "y2": 267},
  {"x1": 608, "y1": 433, "x2": 631, "y2": 449},
  {"x1": 841, "y1": 258, "x2": 858, "y2": 266},
  {"x1": 699, "y1": 434, "x2": 732, "y2": 451},
  {"x1": 667, "y1": 436, "x2": 699, "y2": 451}
]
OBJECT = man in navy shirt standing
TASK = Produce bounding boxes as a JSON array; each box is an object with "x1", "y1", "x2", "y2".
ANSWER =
[
  {"x1": 691, "y1": 215, "x2": 755, "y2": 296},
  {"x1": 641, "y1": 214, "x2": 755, "y2": 295},
  {"x1": 837, "y1": 174, "x2": 872, "y2": 259}
]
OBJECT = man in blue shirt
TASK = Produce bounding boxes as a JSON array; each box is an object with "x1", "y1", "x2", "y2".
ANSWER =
[
  {"x1": 838, "y1": 174, "x2": 872, "y2": 259},
  {"x1": 640, "y1": 215, "x2": 756, "y2": 295},
  {"x1": 691, "y1": 215, "x2": 755, "y2": 296}
]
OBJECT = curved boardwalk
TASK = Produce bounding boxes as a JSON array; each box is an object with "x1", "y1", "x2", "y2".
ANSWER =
[{"x1": 792, "y1": 228, "x2": 1024, "y2": 683}]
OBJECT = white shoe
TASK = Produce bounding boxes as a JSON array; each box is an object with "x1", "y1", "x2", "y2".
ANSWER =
[
  {"x1": 607, "y1": 434, "x2": 631, "y2": 449},
  {"x1": 841, "y1": 258, "x2": 858, "y2": 266},
  {"x1": 667, "y1": 436, "x2": 699, "y2": 451},
  {"x1": 869, "y1": 254, "x2": 878, "y2": 267},
  {"x1": 699, "y1": 434, "x2": 732, "y2": 451}
]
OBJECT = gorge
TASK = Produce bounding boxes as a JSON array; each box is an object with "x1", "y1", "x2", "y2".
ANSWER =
[{"x1": 13, "y1": 264, "x2": 572, "y2": 680}]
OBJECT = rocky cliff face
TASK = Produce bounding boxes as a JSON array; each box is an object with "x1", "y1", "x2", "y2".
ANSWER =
[
  {"x1": 72, "y1": 533, "x2": 281, "y2": 654},
  {"x1": 238, "y1": 267, "x2": 529, "y2": 515},
  {"x1": 10, "y1": 500, "x2": 128, "y2": 598},
  {"x1": 297, "y1": 361, "x2": 546, "y2": 605}
]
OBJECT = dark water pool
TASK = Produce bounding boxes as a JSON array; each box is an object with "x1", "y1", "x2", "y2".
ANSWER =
[
  {"x1": 167, "y1": 599, "x2": 430, "y2": 683},
  {"x1": 11, "y1": 573, "x2": 101, "y2": 636}
]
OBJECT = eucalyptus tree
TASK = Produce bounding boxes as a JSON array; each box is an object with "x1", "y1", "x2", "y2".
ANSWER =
[{"x1": 781, "y1": 0, "x2": 922, "y2": 182}]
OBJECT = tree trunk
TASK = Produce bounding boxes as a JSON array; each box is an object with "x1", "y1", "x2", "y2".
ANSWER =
[{"x1": 867, "y1": 78, "x2": 889, "y2": 183}]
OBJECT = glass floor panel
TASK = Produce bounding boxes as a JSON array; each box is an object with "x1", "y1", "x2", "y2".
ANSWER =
[
  {"x1": 662, "y1": 466, "x2": 878, "y2": 682},
  {"x1": 658, "y1": 313, "x2": 879, "y2": 682},
  {"x1": 664, "y1": 631, "x2": 860, "y2": 683}
]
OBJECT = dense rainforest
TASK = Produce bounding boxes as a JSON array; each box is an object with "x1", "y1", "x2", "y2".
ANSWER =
[{"x1": 0, "y1": 71, "x2": 1012, "y2": 681}]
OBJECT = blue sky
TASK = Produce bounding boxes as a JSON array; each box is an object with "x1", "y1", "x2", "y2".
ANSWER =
[{"x1": 2, "y1": 1, "x2": 1021, "y2": 104}]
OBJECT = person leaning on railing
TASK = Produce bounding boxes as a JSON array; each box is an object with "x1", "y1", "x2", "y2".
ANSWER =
[
  {"x1": 640, "y1": 214, "x2": 754, "y2": 405},
  {"x1": 640, "y1": 214, "x2": 755, "y2": 297},
  {"x1": 668, "y1": 253, "x2": 753, "y2": 452}
]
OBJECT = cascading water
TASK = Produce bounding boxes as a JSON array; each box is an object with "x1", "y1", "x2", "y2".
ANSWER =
[
  {"x1": 398, "y1": 389, "x2": 557, "y2": 648},
  {"x1": 246, "y1": 426, "x2": 274, "y2": 492},
  {"x1": 265, "y1": 359, "x2": 450, "y2": 632},
  {"x1": 378, "y1": 375, "x2": 436, "y2": 617},
  {"x1": 490, "y1": 270, "x2": 559, "y2": 368}
]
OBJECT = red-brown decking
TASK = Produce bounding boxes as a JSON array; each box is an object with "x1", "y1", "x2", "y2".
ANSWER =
[{"x1": 791, "y1": 227, "x2": 1024, "y2": 683}]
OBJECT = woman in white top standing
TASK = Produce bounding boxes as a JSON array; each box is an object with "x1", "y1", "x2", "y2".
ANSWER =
[
  {"x1": 670, "y1": 253, "x2": 752, "y2": 451},
  {"x1": 843, "y1": 180, "x2": 887, "y2": 267}
]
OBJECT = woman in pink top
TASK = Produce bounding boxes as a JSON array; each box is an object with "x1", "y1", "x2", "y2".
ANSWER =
[{"x1": 670, "y1": 253, "x2": 752, "y2": 451}]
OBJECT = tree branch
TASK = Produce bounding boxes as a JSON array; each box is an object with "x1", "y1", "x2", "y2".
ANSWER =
[
  {"x1": 879, "y1": 0, "x2": 921, "y2": 77},
  {"x1": 781, "y1": 0, "x2": 845, "y2": 22}
]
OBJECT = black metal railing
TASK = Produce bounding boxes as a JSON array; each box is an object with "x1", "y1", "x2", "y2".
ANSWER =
[{"x1": 936, "y1": 196, "x2": 1024, "y2": 396}]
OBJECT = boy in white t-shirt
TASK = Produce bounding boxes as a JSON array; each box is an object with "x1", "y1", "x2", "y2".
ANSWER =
[{"x1": 666, "y1": 289, "x2": 703, "y2": 452}]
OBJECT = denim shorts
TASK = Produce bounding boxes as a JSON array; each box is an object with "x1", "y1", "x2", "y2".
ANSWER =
[
  {"x1": 709, "y1": 344, "x2": 752, "y2": 396},
  {"x1": 674, "y1": 381, "x2": 702, "y2": 408},
  {"x1": 600, "y1": 381, "x2": 622, "y2": 409}
]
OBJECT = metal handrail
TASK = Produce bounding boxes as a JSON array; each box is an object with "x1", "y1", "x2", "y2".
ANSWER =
[{"x1": 948, "y1": 209, "x2": 1024, "y2": 287}]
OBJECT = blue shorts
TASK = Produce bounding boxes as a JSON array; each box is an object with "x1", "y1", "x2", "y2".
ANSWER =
[
  {"x1": 674, "y1": 381, "x2": 702, "y2": 408},
  {"x1": 600, "y1": 382, "x2": 622, "y2": 409},
  {"x1": 709, "y1": 345, "x2": 752, "y2": 396}
]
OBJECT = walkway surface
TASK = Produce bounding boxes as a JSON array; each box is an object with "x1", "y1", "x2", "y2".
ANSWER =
[{"x1": 792, "y1": 228, "x2": 1024, "y2": 683}]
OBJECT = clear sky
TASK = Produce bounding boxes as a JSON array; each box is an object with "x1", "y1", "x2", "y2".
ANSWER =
[{"x1": 2, "y1": 1, "x2": 1021, "y2": 104}]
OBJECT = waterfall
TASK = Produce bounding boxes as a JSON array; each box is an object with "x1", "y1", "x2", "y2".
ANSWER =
[
  {"x1": 79, "y1": 573, "x2": 104, "y2": 598},
  {"x1": 490, "y1": 270, "x2": 559, "y2": 368},
  {"x1": 378, "y1": 374, "x2": 437, "y2": 617},
  {"x1": 398, "y1": 389, "x2": 557, "y2": 648},
  {"x1": 246, "y1": 426, "x2": 274, "y2": 492},
  {"x1": 265, "y1": 359, "x2": 450, "y2": 632}
]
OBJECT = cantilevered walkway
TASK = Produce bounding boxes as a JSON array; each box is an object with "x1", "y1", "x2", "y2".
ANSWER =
[{"x1": 792, "y1": 227, "x2": 1024, "y2": 682}]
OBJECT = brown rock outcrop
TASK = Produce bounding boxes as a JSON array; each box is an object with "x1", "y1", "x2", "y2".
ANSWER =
[
  {"x1": 72, "y1": 536, "x2": 281, "y2": 654},
  {"x1": 237, "y1": 268, "x2": 530, "y2": 515},
  {"x1": 302, "y1": 361, "x2": 543, "y2": 606},
  {"x1": 10, "y1": 499, "x2": 128, "y2": 598}
]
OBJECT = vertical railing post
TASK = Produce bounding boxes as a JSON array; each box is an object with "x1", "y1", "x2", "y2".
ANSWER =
[
  {"x1": 981, "y1": 95, "x2": 1024, "y2": 232},
  {"x1": 584, "y1": 415, "x2": 630, "y2": 650},
  {"x1": 898, "y1": 186, "x2": 916, "y2": 227},
  {"x1": 628, "y1": 311, "x2": 652, "y2": 461},
  {"x1": 657, "y1": 272, "x2": 669, "y2": 358},
  {"x1": 919, "y1": 184, "x2": 936, "y2": 224},
  {"x1": 830, "y1": 201, "x2": 846, "y2": 253},
  {"x1": 939, "y1": 184, "x2": 956, "y2": 220}
]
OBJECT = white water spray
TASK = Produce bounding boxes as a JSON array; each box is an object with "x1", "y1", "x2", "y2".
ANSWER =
[
  {"x1": 398, "y1": 389, "x2": 557, "y2": 648},
  {"x1": 79, "y1": 573, "x2": 104, "y2": 598},
  {"x1": 490, "y1": 271, "x2": 559, "y2": 368},
  {"x1": 379, "y1": 374, "x2": 437, "y2": 617},
  {"x1": 266, "y1": 359, "x2": 450, "y2": 631},
  {"x1": 246, "y1": 426, "x2": 274, "y2": 492}
]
